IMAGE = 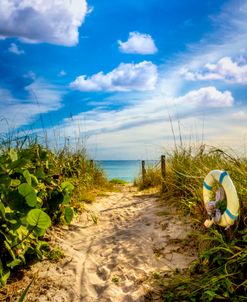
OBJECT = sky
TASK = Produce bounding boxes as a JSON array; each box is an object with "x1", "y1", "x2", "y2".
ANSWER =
[{"x1": 0, "y1": 0, "x2": 247, "y2": 159}]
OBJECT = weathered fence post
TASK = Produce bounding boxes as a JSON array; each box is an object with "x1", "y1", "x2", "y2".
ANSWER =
[
  {"x1": 161, "y1": 155, "x2": 166, "y2": 192},
  {"x1": 142, "y1": 160, "x2": 146, "y2": 184},
  {"x1": 90, "y1": 160, "x2": 94, "y2": 168}
]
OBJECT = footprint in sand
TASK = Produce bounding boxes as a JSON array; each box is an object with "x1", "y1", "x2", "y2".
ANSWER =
[{"x1": 22, "y1": 185, "x2": 196, "y2": 302}]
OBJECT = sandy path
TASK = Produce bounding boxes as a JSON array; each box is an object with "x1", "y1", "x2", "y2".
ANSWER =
[{"x1": 9, "y1": 185, "x2": 195, "y2": 302}]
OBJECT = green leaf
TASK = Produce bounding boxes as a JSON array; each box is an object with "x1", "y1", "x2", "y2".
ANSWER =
[
  {"x1": 27, "y1": 209, "x2": 51, "y2": 230},
  {"x1": 5, "y1": 212, "x2": 19, "y2": 224},
  {"x1": 0, "y1": 175, "x2": 11, "y2": 187},
  {"x1": 62, "y1": 193, "x2": 70, "y2": 205},
  {"x1": 7, "y1": 258, "x2": 22, "y2": 269},
  {"x1": 10, "y1": 179, "x2": 21, "y2": 187},
  {"x1": 35, "y1": 168, "x2": 45, "y2": 179},
  {"x1": 45, "y1": 160, "x2": 49, "y2": 170},
  {"x1": 18, "y1": 277, "x2": 34, "y2": 302},
  {"x1": 10, "y1": 158, "x2": 29, "y2": 170},
  {"x1": 23, "y1": 170, "x2": 31, "y2": 185},
  {"x1": 64, "y1": 207, "x2": 74, "y2": 224},
  {"x1": 19, "y1": 183, "x2": 34, "y2": 196},
  {"x1": 0, "y1": 201, "x2": 5, "y2": 219},
  {"x1": 8, "y1": 219, "x2": 22, "y2": 231},
  {"x1": 4, "y1": 240, "x2": 15, "y2": 260},
  {"x1": 9, "y1": 149, "x2": 18, "y2": 162},
  {"x1": 7, "y1": 191, "x2": 28, "y2": 212},
  {"x1": 61, "y1": 181, "x2": 74, "y2": 193},
  {"x1": 31, "y1": 174, "x2": 39, "y2": 185},
  {"x1": 25, "y1": 193, "x2": 37, "y2": 207},
  {"x1": 33, "y1": 227, "x2": 46, "y2": 237},
  {"x1": 0, "y1": 270, "x2": 10, "y2": 286},
  {"x1": 18, "y1": 183, "x2": 37, "y2": 207}
]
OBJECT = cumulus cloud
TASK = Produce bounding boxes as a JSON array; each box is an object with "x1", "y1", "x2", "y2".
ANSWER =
[
  {"x1": 118, "y1": 32, "x2": 157, "y2": 54},
  {"x1": 176, "y1": 86, "x2": 234, "y2": 108},
  {"x1": 44, "y1": 86, "x2": 234, "y2": 144},
  {"x1": 0, "y1": 0, "x2": 87, "y2": 46},
  {"x1": 42, "y1": 1, "x2": 247, "y2": 158},
  {"x1": 180, "y1": 57, "x2": 247, "y2": 84},
  {"x1": 8, "y1": 42, "x2": 25, "y2": 55},
  {"x1": 70, "y1": 61, "x2": 158, "y2": 92}
]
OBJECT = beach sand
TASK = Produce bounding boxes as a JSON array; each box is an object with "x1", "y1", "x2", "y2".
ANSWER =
[{"x1": 4, "y1": 185, "x2": 196, "y2": 302}]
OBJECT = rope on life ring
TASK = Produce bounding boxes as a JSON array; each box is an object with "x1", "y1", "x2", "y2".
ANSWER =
[{"x1": 203, "y1": 170, "x2": 239, "y2": 228}]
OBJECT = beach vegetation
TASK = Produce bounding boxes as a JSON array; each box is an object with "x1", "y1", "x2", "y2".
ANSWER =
[
  {"x1": 146, "y1": 145, "x2": 247, "y2": 301},
  {"x1": 109, "y1": 178, "x2": 128, "y2": 185},
  {"x1": 0, "y1": 138, "x2": 108, "y2": 287},
  {"x1": 134, "y1": 164, "x2": 162, "y2": 190}
]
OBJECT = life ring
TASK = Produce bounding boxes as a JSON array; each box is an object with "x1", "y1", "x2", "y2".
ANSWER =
[{"x1": 203, "y1": 170, "x2": 239, "y2": 228}]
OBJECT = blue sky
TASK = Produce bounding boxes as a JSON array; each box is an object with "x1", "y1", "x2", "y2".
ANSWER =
[{"x1": 0, "y1": 0, "x2": 247, "y2": 159}]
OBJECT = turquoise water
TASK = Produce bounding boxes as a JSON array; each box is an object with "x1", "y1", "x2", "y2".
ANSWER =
[
  {"x1": 97, "y1": 160, "x2": 142, "y2": 182},
  {"x1": 97, "y1": 160, "x2": 158, "y2": 182}
]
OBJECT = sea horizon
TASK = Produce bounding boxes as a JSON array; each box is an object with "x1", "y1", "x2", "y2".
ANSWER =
[{"x1": 97, "y1": 159, "x2": 158, "y2": 182}]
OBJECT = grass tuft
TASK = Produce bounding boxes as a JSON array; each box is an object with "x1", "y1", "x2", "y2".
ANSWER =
[
  {"x1": 134, "y1": 165, "x2": 162, "y2": 190},
  {"x1": 147, "y1": 145, "x2": 247, "y2": 301},
  {"x1": 109, "y1": 178, "x2": 128, "y2": 185}
]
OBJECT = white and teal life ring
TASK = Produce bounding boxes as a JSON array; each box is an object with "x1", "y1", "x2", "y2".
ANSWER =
[{"x1": 203, "y1": 170, "x2": 239, "y2": 228}]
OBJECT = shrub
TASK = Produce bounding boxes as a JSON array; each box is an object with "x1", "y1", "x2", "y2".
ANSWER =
[{"x1": 0, "y1": 143, "x2": 108, "y2": 287}]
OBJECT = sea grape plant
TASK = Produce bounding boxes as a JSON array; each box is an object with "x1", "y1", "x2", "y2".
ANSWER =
[{"x1": 0, "y1": 144, "x2": 75, "y2": 286}]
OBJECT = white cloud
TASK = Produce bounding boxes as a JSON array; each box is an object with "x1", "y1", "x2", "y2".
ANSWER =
[
  {"x1": 23, "y1": 71, "x2": 36, "y2": 80},
  {"x1": 8, "y1": 43, "x2": 25, "y2": 55},
  {"x1": 50, "y1": 0, "x2": 247, "y2": 158},
  {"x1": 37, "y1": 86, "x2": 234, "y2": 157},
  {"x1": 0, "y1": 80, "x2": 65, "y2": 133},
  {"x1": 175, "y1": 86, "x2": 234, "y2": 108},
  {"x1": 118, "y1": 32, "x2": 157, "y2": 55},
  {"x1": 2, "y1": 0, "x2": 245, "y2": 160},
  {"x1": 58, "y1": 70, "x2": 67, "y2": 77},
  {"x1": 0, "y1": 0, "x2": 87, "y2": 46},
  {"x1": 25, "y1": 80, "x2": 64, "y2": 109},
  {"x1": 232, "y1": 110, "x2": 247, "y2": 120},
  {"x1": 87, "y1": 6, "x2": 94, "y2": 15},
  {"x1": 70, "y1": 61, "x2": 158, "y2": 92},
  {"x1": 180, "y1": 57, "x2": 247, "y2": 84}
]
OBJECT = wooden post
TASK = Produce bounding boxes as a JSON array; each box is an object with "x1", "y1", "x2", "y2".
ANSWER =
[
  {"x1": 161, "y1": 155, "x2": 166, "y2": 192},
  {"x1": 90, "y1": 160, "x2": 94, "y2": 168},
  {"x1": 142, "y1": 160, "x2": 146, "y2": 183}
]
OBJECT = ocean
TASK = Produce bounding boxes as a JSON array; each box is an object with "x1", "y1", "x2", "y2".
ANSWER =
[{"x1": 97, "y1": 160, "x2": 158, "y2": 183}]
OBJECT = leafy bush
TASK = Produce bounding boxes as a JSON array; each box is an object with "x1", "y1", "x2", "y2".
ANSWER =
[
  {"x1": 0, "y1": 143, "x2": 108, "y2": 287},
  {"x1": 0, "y1": 145, "x2": 76, "y2": 286}
]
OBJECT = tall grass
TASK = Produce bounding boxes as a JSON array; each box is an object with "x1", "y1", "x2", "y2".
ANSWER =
[
  {"x1": 134, "y1": 163, "x2": 162, "y2": 190},
  {"x1": 142, "y1": 145, "x2": 247, "y2": 301},
  {"x1": 54, "y1": 147, "x2": 109, "y2": 207}
]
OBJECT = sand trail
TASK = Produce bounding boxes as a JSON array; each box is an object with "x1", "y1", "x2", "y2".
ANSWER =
[{"x1": 11, "y1": 185, "x2": 195, "y2": 302}]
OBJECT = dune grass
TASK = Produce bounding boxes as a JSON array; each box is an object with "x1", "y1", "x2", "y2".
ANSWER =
[
  {"x1": 139, "y1": 145, "x2": 247, "y2": 301},
  {"x1": 109, "y1": 178, "x2": 128, "y2": 185},
  {"x1": 134, "y1": 164, "x2": 162, "y2": 190},
  {"x1": 1, "y1": 133, "x2": 246, "y2": 300}
]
